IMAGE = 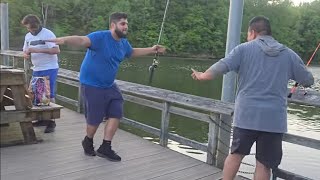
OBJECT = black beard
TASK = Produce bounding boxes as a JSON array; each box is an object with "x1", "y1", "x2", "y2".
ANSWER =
[{"x1": 115, "y1": 28, "x2": 127, "y2": 38}]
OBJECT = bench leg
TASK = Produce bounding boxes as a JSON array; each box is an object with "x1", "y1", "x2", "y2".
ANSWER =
[{"x1": 20, "y1": 122, "x2": 38, "y2": 144}]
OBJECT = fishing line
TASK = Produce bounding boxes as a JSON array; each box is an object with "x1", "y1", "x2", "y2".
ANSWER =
[{"x1": 148, "y1": 0, "x2": 170, "y2": 85}]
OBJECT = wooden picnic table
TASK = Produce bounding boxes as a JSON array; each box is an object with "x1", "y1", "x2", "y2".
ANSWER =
[{"x1": 0, "y1": 66, "x2": 63, "y2": 145}]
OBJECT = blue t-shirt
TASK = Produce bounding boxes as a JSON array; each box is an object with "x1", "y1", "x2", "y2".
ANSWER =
[{"x1": 79, "y1": 30, "x2": 133, "y2": 88}]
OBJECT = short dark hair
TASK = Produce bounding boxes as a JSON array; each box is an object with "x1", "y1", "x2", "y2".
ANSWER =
[
  {"x1": 109, "y1": 12, "x2": 128, "y2": 25},
  {"x1": 21, "y1": 14, "x2": 41, "y2": 28},
  {"x1": 249, "y1": 16, "x2": 272, "y2": 35}
]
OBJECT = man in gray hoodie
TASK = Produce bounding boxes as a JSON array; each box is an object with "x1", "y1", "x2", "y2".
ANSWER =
[{"x1": 191, "y1": 16, "x2": 314, "y2": 180}]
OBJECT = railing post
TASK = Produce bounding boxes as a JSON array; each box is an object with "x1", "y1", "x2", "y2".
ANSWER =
[
  {"x1": 160, "y1": 101, "x2": 170, "y2": 147},
  {"x1": 77, "y1": 83, "x2": 84, "y2": 113},
  {"x1": 1, "y1": 3, "x2": 10, "y2": 66},
  {"x1": 12, "y1": 57, "x2": 18, "y2": 68},
  {"x1": 216, "y1": 115, "x2": 232, "y2": 168},
  {"x1": 24, "y1": 59, "x2": 32, "y2": 85},
  {"x1": 206, "y1": 113, "x2": 220, "y2": 165}
]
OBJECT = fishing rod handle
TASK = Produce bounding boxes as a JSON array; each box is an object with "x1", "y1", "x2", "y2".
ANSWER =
[{"x1": 288, "y1": 82, "x2": 299, "y2": 98}]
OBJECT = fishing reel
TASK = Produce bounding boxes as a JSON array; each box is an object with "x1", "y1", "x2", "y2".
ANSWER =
[{"x1": 148, "y1": 58, "x2": 159, "y2": 72}]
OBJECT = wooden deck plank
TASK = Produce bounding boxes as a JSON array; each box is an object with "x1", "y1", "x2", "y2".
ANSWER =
[
  {"x1": 93, "y1": 154, "x2": 205, "y2": 180},
  {"x1": 42, "y1": 151, "x2": 196, "y2": 180},
  {"x1": 2, "y1": 150, "x2": 168, "y2": 180},
  {"x1": 149, "y1": 163, "x2": 221, "y2": 180},
  {"x1": 2, "y1": 139, "x2": 167, "y2": 179},
  {"x1": 196, "y1": 172, "x2": 223, "y2": 180},
  {"x1": 2, "y1": 138, "x2": 163, "y2": 173},
  {"x1": 1, "y1": 108, "x2": 236, "y2": 180}
]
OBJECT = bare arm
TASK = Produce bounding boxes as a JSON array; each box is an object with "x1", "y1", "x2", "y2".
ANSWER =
[
  {"x1": 27, "y1": 47, "x2": 60, "y2": 55},
  {"x1": 191, "y1": 68, "x2": 214, "y2": 81},
  {"x1": 191, "y1": 61, "x2": 229, "y2": 81},
  {"x1": 46, "y1": 36, "x2": 91, "y2": 48},
  {"x1": 131, "y1": 45, "x2": 166, "y2": 57},
  {"x1": 131, "y1": 48, "x2": 154, "y2": 57},
  {"x1": 191, "y1": 45, "x2": 241, "y2": 81}
]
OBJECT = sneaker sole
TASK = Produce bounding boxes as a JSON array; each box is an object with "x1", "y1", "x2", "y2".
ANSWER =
[
  {"x1": 84, "y1": 151, "x2": 96, "y2": 156},
  {"x1": 96, "y1": 151, "x2": 121, "y2": 162}
]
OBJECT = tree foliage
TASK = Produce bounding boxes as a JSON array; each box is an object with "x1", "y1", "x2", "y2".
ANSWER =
[{"x1": 5, "y1": 0, "x2": 320, "y2": 61}]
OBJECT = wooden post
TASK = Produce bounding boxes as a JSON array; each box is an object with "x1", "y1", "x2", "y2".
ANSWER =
[
  {"x1": 77, "y1": 84, "x2": 83, "y2": 113},
  {"x1": 206, "y1": 113, "x2": 220, "y2": 165},
  {"x1": 20, "y1": 121, "x2": 38, "y2": 144},
  {"x1": 216, "y1": 114, "x2": 232, "y2": 168},
  {"x1": 12, "y1": 57, "x2": 18, "y2": 68},
  {"x1": 160, "y1": 101, "x2": 170, "y2": 147},
  {"x1": 23, "y1": 59, "x2": 31, "y2": 85},
  {"x1": 1, "y1": 3, "x2": 10, "y2": 66}
]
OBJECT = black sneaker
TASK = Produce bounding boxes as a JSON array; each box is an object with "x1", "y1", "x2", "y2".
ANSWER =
[
  {"x1": 32, "y1": 120, "x2": 48, "y2": 127},
  {"x1": 44, "y1": 121, "x2": 56, "y2": 133},
  {"x1": 82, "y1": 137, "x2": 96, "y2": 156},
  {"x1": 96, "y1": 145, "x2": 121, "y2": 161}
]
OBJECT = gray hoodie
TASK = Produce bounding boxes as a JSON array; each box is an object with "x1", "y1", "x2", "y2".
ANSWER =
[{"x1": 209, "y1": 35, "x2": 314, "y2": 133}]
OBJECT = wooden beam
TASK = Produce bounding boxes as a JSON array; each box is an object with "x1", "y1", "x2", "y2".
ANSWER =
[
  {"x1": 283, "y1": 133, "x2": 320, "y2": 150},
  {"x1": 56, "y1": 95, "x2": 78, "y2": 107},
  {"x1": 0, "y1": 50, "x2": 24, "y2": 57},
  {"x1": 0, "y1": 111, "x2": 31, "y2": 123},
  {"x1": 121, "y1": 117, "x2": 160, "y2": 136},
  {"x1": 0, "y1": 72, "x2": 25, "y2": 85},
  {"x1": 273, "y1": 168, "x2": 313, "y2": 180},
  {"x1": 160, "y1": 102, "x2": 170, "y2": 147},
  {"x1": 207, "y1": 113, "x2": 220, "y2": 165},
  {"x1": 0, "y1": 86, "x2": 7, "y2": 102}
]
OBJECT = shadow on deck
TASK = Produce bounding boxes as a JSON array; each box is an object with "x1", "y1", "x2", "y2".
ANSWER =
[{"x1": 0, "y1": 108, "x2": 246, "y2": 180}]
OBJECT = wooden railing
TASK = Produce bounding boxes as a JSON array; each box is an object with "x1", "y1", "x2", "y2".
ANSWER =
[{"x1": 1, "y1": 50, "x2": 320, "y2": 179}]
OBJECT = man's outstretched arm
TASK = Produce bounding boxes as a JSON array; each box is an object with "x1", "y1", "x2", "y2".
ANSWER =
[
  {"x1": 26, "y1": 47, "x2": 60, "y2": 55},
  {"x1": 46, "y1": 36, "x2": 91, "y2": 48},
  {"x1": 191, "y1": 61, "x2": 229, "y2": 81},
  {"x1": 131, "y1": 45, "x2": 166, "y2": 57}
]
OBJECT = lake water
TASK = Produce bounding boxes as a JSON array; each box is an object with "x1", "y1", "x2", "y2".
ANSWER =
[{"x1": 57, "y1": 52, "x2": 319, "y2": 179}]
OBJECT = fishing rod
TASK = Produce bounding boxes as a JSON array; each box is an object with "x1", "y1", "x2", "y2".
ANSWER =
[
  {"x1": 288, "y1": 42, "x2": 320, "y2": 98},
  {"x1": 148, "y1": 0, "x2": 170, "y2": 85}
]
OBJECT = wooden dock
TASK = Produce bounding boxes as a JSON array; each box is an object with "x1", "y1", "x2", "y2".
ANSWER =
[
  {"x1": 2, "y1": 50, "x2": 319, "y2": 179},
  {"x1": 1, "y1": 108, "x2": 246, "y2": 180}
]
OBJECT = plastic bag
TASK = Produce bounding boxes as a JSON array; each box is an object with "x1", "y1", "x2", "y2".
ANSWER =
[{"x1": 28, "y1": 76, "x2": 51, "y2": 106}]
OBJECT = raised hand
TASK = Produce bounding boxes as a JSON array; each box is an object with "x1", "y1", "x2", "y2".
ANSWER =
[
  {"x1": 191, "y1": 68, "x2": 203, "y2": 80},
  {"x1": 152, "y1": 45, "x2": 166, "y2": 53}
]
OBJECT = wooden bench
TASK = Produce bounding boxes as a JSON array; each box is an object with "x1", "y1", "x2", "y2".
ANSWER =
[{"x1": 1, "y1": 103, "x2": 63, "y2": 124}]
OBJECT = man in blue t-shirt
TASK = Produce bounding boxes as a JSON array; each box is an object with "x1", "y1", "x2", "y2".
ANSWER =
[
  {"x1": 191, "y1": 16, "x2": 314, "y2": 180},
  {"x1": 47, "y1": 12, "x2": 165, "y2": 161}
]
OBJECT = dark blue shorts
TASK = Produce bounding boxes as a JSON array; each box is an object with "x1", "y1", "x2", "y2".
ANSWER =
[
  {"x1": 33, "y1": 68, "x2": 58, "y2": 98},
  {"x1": 81, "y1": 84, "x2": 124, "y2": 126},
  {"x1": 231, "y1": 127, "x2": 283, "y2": 169}
]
